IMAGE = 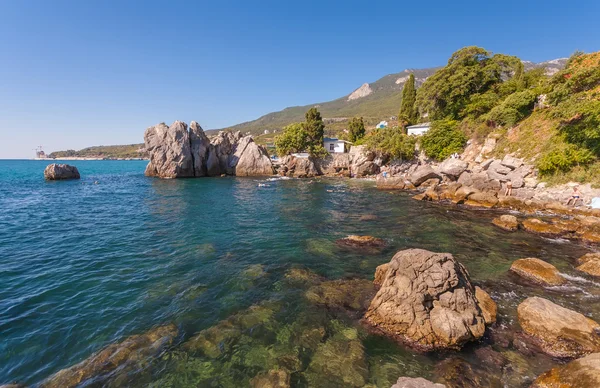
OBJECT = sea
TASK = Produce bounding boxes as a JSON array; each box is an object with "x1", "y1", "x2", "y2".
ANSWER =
[{"x1": 1, "y1": 159, "x2": 598, "y2": 387}]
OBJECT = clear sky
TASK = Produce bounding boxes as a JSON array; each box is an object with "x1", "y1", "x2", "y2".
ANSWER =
[{"x1": 1, "y1": 0, "x2": 599, "y2": 158}]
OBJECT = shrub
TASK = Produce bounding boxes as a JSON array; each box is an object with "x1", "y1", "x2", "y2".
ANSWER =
[
  {"x1": 364, "y1": 127, "x2": 417, "y2": 160},
  {"x1": 420, "y1": 119, "x2": 467, "y2": 160},
  {"x1": 485, "y1": 90, "x2": 537, "y2": 127},
  {"x1": 537, "y1": 142, "x2": 595, "y2": 175}
]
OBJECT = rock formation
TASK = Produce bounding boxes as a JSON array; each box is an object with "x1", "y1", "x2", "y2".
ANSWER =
[
  {"x1": 492, "y1": 215, "x2": 519, "y2": 231},
  {"x1": 144, "y1": 121, "x2": 273, "y2": 178},
  {"x1": 364, "y1": 249, "x2": 489, "y2": 350},
  {"x1": 517, "y1": 297, "x2": 600, "y2": 358},
  {"x1": 40, "y1": 324, "x2": 178, "y2": 388},
  {"x1": 509, "y1": 258, "x2": 566, "y2": 286},
  {"x1": 532, "y1": 352, "x2": 600, "y2": 388},
  {"x1": 576, "y1": 253, "x2": 600, "y2": 277},
  {"x1": 44, "y1": 164, "x2": 80, "y2": 180},
  {"x1": 391, "y1": 377, "x2": 446, "y2": 388}
]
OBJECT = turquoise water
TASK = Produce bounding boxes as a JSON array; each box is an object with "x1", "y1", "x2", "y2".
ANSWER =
[{"x1": 1, "y1": 160, "x2": 598, "y2": 386}]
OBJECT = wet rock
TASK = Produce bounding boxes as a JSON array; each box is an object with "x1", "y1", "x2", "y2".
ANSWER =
[
  {"x1": 144, "y1": 121, "x2": 194, "y2": 178},
  {"x1": 577, "y1": 253, "x2": 600, "y2": 277},
  {"x1": 364, "y1": 249, "x2": 487, "y2": 350},
  {"x1": 420, "y1": 178, "x2": 441, "y2": 189},
  {"x1": 304, "y1": 328, "x2": 368, "y2": 387},
  {"x1": 439, "y1": 158, "x2": 468, "y2": 179},
  {"x1": 509, "y1": 258, "x2": 566, "y2": 286},
  {"x1": 434, "y1": 357, "x2": 501, "y2": 387},
  {"x1": 283, "y1": 268, "x2": 322, "y2": 286},
  {"x1": 306, "y1": 279, "x2": 376, "y2": 312},
  {"x1": 44, "y1": 163, "x2": 80, "y2": 180},
  {"x1": 410, "y1": 165, "x2": 441, "y2": 187},
  {"x1": 40, "y1": 324, "x2": 178, "y2": 388},
  {"x1": 517, "y1": 297, "x2": 600, "y2": 358},
  {"x1": 391, "y1": 377, "x2": 446, "y2": 388},
  {"x1": 521, "y1": 218, "x2": 565, "y2": 237},
  {"x1": 452, "y1": 185, "x2": 477, "y2": 204},
  {"x1": 359, "y1": 214, "x2": 379, "y2": 221},
  {"x1": 475, "y1": 286, "x2": 497, "y2": 324},
  {"x1": 250, "y1": 369, "x2": 291, "y2": 388},
  {"x1": 376, "y1": 176, "x2": 406, "y2": 190},
  {"x1": 492, "y1": 215, "x2": 519, "y2": 231},
  {"x1": 373, "y1": 263, "x2": 390, "y2": 287},
  {"x1": 464, "y1": 191, "x2": 498, "y2": 208},
  {"x1": 336, "y1": 235, "x2": 386, "y2": 249},
  {"x1": 531, "y1": 352, "x2": 600, "y2": 388}
]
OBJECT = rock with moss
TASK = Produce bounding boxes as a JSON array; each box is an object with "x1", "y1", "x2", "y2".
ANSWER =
[
  {"x1": 518, "y1": 297, "x2": 600, "y2": 358},
  {"x1": 336, "y1": 235, "x2": 386, "y2": 249},
  {"x1": 40, "y1": 324, "x2": 178, "y2": 388},
  {"x1": 364, "y1": 249, "x2": 487, "y2": 351},
  {"x1": 531, "y1": 352, "x2": 600, "y2": 388},
  {"x1": 392, "y1": 377, "x2": 446, "y2": 387},
  {"x1": 577, "y1": 253, "x2": 600, "y2": 277},
  {"x1": 306, "y1": 279, "x2": 376, "y2": 313},
  {"x1": 492, "y1": 215, "x2": 519, "y2": 231},
  {"x1": 250, "y1": 369, "x2": 291, "y2": 388},
  {"x1": 509, "y1": 258, "x2": 566, "y2": 286},
  {"x1": 303, "y1": 327, "x2": 369, "y2": 387}
]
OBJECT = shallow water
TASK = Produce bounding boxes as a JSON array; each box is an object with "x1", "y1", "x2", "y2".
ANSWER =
[{"x1": 1, "y1": 160, "x2": 598, "y2": 386}]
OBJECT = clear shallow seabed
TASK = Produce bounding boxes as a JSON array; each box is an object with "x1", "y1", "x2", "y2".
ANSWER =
[{"x1": 1, "y1": 160, "x2": 599, "y2": 386}]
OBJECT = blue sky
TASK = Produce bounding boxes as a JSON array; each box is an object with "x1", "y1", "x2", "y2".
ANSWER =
[{"x1": 1, "y1": 0, "x2": 599, "y2": 158}]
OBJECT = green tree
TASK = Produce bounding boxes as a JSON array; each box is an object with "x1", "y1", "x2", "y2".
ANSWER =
[
  {"x1": 399, "y1": 73, "x2": 418, "y2": 126},
  {"x1": 420, "y1": 119, "x2": 467, "y2": 160},
  {"x1": 348, "y1": 117, "x2": 366, "y2": 143},
  {"x1": 304, "y1": 107, "x2": 327, "y2": 156},
  {"x1": 274, "y1": 123, "x2": 308, "y2": 156},
  {"x1": 364, "y1": 127, "x2": 416, "y2": 160}
]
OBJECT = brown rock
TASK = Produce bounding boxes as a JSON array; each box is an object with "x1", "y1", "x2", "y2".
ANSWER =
[
  {"x1": 509, "y1": 258, "x2": 566, "y2": 286},
  {"x1": 376, "y1": 176, "x2": 406, "y2": 190},
  {"x1": 373, "y1": 263, "x2": 390, "y2": 286},
  {"x1": 577, "y1": 253, "x2": 600, "y2": 277},
  {"x1": 475, "y1": 286, "x2": 497, "y2": 324},
  {"x1": 336, "y1": 235, "x2": 386, "y2": 249},
  {"x1": 410, "y1": 165, "x2": 441, "y2": 187},
  {"x1": 531, "y1": 352, "x2": 600, "y2": 388},
  {"x1": 492, "y1": 215, "x2": 519, "y2": 231},
  {"x1": 452, "y1": 186, "x2": 477, "y2": 204},
  {"x1": 391, "y1": 377, "x2": 446, "y2": 388},
  {"x1": 44, "y1": 164, "x2": 80, "y2": 180},
  {"x1": 41, "y1": 324, "x2": 178, "y2": 388},
  {"x1": 250, "y1": 369, "x2": 290, "y2": 388},
  {"x1": 522, "y1": 218, "x2": 565, "y2": 237},
  {"x1": 364, "y1": 249, "x2": 486, "y2": 350},
  {"x1": 517, "y1": 297, "x2": 600, "y2": 358},
  {"x1": 464, "y1": 191, "x2": 498, "y2": 208}
]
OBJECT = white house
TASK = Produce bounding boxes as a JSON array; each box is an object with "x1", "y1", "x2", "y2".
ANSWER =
[
  {"x1": 376, "y1": 120, "x2": 388, "y2": 129},
  {"x1": 406, "y1": 122, "x2": 431, "y2": 136},
  {"x1": 323, "y1": 138, "x2": 351, "y2": 153}
]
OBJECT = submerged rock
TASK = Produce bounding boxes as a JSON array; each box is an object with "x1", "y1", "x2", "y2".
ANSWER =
[
  {"x1": 517, "y1": 297, "x2": 600, "y2": 358},
  {"x1": 306, "y1": 279, "x2": 376, "y2": 313},
  {"x1": 44, "y1": 163, "x2": 80, "y2": 180},
  {"x1": 376, "y1": 176, "x2": 406, "y2": 190},
  {"x1": 336, "y1": 235, "x2": 386, "y2": 249},
  {"x1": 492, "y1": 215, "x2": 519, "y2": 231},
  {"x1": 250, "y1": 369, "x2": 291, "y2": 388},
  {"x1": 576, "y1": 253, "x2": 600, "y2": 277},
  {"x1": 364, "y1": 249, "x2": 487, "y2": 350},
  {"x1": 532, "y1": 352, "x2": 600, "y2": 388},
  {"x1": 509, "y1": 258, "x2": 566, "y2": 286},
  {"x1": 391, "y1": 377, "x2": 446, "y2": 388},
  {"x1": 40, "y1": 324, "x2": 178, "y2": 388},
  {"x1": 521, "y1": 218, "x2": 564, "y2": 237}
]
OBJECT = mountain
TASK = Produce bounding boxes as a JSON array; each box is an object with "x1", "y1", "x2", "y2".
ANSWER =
[
  {"x1": 48, "y1": 144, "x2": 147, "y2": 159},
  {"x1": 214, "y1": 58, "x2": 568, "y2": 137}
]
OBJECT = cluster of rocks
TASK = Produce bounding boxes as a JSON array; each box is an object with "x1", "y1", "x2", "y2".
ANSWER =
[
  {"x1": 43, "y1": 164, "x2": 80, "y2": 180},
  {"x1": 144, "y1": 121, "x2": 273, "y2": 178}
]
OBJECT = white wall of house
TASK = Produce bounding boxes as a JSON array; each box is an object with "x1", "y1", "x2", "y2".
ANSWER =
[
  {"x1": 324, "y1": 140, "x2": 346, "y2": 153},
  {"x1": 406, "y1": 123, "x2": 431, "y2": 136}
]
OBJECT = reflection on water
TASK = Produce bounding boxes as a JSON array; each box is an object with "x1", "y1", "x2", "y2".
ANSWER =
[{"x1": 0, "y1": 160, "x2": 598, "y2": 386}]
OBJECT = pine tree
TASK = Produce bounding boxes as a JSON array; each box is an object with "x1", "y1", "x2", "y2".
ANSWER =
[
  {"x1": 399, "y1": 73, "x2": 417, "y2": 127},
  {"x1": 304, "y1": 107, "x2": 326, "y2": 157},
  {"x1": 348, "y1": 117, "x2": 365, "y2": 142}
]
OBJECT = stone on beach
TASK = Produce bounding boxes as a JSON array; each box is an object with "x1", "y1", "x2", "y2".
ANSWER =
[
  {"x1": 509, "y1": 258, "x2": 566, "y2": 286},
  {"x1": 531, "y1": 352, "x2": 600, "y2": 388},
  {"x1": 517, "y1": 297, "x2": 600, "y2": 358},
  {"x1": 364, "y1": 249, "x2": 488, "y2": 350},
  {"x1": 438, "y1": 158, "x2": 468, "y2": 179},
  {"x1": 391, "y1": 376, "x2": 446, "y2": 388},
  {"x1": 410, "y1": 165, "x2": 441, "y2": 187},
  {"x1": 44, "y1": 163, "x2": 80, "y2": 180},
  {"x1": 576, "y1": 253, "x2": 600, "y2": 277},
  {"x1": 492, "y1": 215, "x2": 519, "y2": 231}
]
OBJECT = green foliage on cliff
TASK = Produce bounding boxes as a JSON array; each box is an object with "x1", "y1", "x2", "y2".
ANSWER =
[
  {"x1": 364, "y1": 127, "x2": 416, "y2": 160},
  {"x1": 420, "y1": 119, "x2": 467, "y2": 161},
  {"x1": 274, "y1": 108, "x2": 328, "y2": 157},
  {"x1": 398, "y1": 74, "x2": 417, "y2": 126},
  {"x1": 48, "y1": 144, "x2": 146, "y2": 159},
  {"x1": 348, "y1": 117, "x2": 365, "y2": 143}
]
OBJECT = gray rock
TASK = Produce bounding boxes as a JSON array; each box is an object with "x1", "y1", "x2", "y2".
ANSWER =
[
  {"x1": 44, "y1": 164, "x2": 80, "y2": 180},
  {"x1": 189, "y1": 121, "x2": 210, "y2": 177},
  {"x1": 501, "y1": 155, "x2": 524, "y2": 170},
  {"x1": 439, "y1": 158, "x2": 468, "y2": 178},
  {"x1": 144, "y1": 121, "x2": 194, "y2": 178},
  {"x1": 235, "y1": 140, "x2": 274, "y2": 176},
  {"x1": 364, "y1": 249, "x2": 487, "y2": 350},
  {"x1": 410, "y1": 165, "x2": 441, "y2": 187},
  {"x1": 392, "y1": 377, "x2": 446, "y2": 388},
  {"x1": 487, "y1": 160, "x2": 511, "y2": 181}
]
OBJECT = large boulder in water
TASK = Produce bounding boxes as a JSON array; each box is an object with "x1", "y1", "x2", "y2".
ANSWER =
[
  {"x1": 576, "y1": 253, "x2": 600, "y2": 277},
  {"x1": 409, "y1": 165, "x2": 441, "y2": 187},
  {"x1": 44, "y1": 164, "x2": 80, "y2": 180},
  {"x1": 364, "y1": 249, "x2": 488, "y2": 350},
  {"x1": 532, "y1": 352, "x2": 600, "y2": 388},
  {"x1": 509, "y1": 258, "x2": 566, "y2": 286},
  {"x1": 40, "y1": 324, "x2": 178, "y2": 388},
  {"x1": 144, "y1": 121, "x2": 194, "y2": 178},
  {"x1": 517, "y1": 297, "x2": 600, "y2": 358},
  {"x1": 234, "y1": 138, "x2": 274, "y2": 176},
  {"x1": 189, "y1": 121, "x2": 211, "y2": 177}
]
